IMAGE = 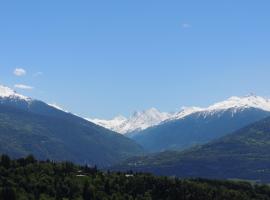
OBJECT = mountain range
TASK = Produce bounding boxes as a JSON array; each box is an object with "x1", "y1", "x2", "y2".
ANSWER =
[
  {"x1": 90, "y1": 95, "x2": 270, "y2": 152},
  {"x1": 89, "y1": 96, "x2": 270, "y2": 135},
  {"x1": 112, "y1": 115, "x2": 270, "y2": 183},
  {"x1": 0, "y1": 85, "x2": 143, "y2": 166},
  {"x1": 1, "y1": 84, "x2": 270, "y2": 182}
]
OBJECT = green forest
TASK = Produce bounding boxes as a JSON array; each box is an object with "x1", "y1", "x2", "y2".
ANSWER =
[{"x1": 0, "y1": 155, "x2": 270, "y2": 200}]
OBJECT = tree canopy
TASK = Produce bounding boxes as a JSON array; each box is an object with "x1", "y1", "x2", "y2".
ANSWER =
[{"x1": 0, "y1": 155, "x2": 270, "y2": 200}]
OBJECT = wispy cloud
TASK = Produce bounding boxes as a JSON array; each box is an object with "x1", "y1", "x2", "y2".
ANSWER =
[
  {"x1": 14, "y1": 68, "x2": 27, "y2": 76},
  {"x1": 14, "y1": 84, "x2": 34, "y2": 90},
  {"x1": 33, "y1": 72, "x2": 43, "y2": 77},
  {"x1": 182, "y1": 23, "x2": 192, "y2": 29}
]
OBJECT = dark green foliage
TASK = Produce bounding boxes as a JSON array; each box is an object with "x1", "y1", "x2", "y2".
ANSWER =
[
  {"x1": 0, "y1": 155, "x2": 11, "y2": 169},
  {"x1": 0, "y1": 187, "x2": 16, "y2": 200},
  {"x1": 0, "y1": 155, "x2": 270, "y2": 200},
  {"x1": 114, "y1": 116, "x2": 270, "y2": 182},
  {"x1": 0, "y1": 103, "x2": 143, "y2": 166}
]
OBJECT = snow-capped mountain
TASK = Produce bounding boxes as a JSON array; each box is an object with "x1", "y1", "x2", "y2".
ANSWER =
[
  {"x1": 180, "y1": 95, "x2": 270, "y2": 117},
  {"x1": 0, "y1": 85, "x2": 72, "y2": 113},
  {"x1": 173, "y1": 107, "x2": 203, "y2": 120},
  {"x1": 202, "y1": 95, "x2": 270, "y2": 114},
  {"x1": 132, "y1": 95, "x2": 270, "y2": 152},
  {"x1": 89, "y1": 95, "x2": 270, "y2": 135},
  {"x1": 89, "y1": 108, "x2": 173, "y2": 134},
  {"x1": 89, "y1": 116, "x2": 128, "y2": 133},
  {"x1": 0, "y1": 85, "x2": 31, "y2": 101},
  {"x1": 89, "y1": 106, "x2": 208, "y2": 135}
]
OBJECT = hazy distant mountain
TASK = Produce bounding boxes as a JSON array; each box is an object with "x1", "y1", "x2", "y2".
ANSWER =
[
  {"x1": 88, "y1": 107, "x2": 204, "y2": 134},
  {"x1": 113, "y1": 116, "x2": 270, "y2": 183},
  {"x1": 132, "y1": 95, "x2": 270, "y2": 152},
  {"x1": 88, "y1": 108, "x2": 174, "y2": 134},
  {"x1": 0, "y1": 85, "x2": 144, "y2": 166}
]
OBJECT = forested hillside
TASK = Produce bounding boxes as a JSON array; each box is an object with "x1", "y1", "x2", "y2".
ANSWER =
[
  {"x1": 0, "y1": 100, "x2": 143, "y2": 166},
  {"x1": 113, "y1": 116, "x2": 270, "y2": 183},
  {"x1": 1, "y1": 155, "x2": 270, "y2": 200}
]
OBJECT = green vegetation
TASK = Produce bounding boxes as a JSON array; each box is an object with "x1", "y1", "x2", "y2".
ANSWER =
[
  {"x1": 114, "y1": 116, "x2": 270, "y2": 182},
  {"x1": 0, "y1": 103, "x2": 143, "y2": 166},
  {"x1": 1, "y1": 155, "x2": 270, "y2": 200}
]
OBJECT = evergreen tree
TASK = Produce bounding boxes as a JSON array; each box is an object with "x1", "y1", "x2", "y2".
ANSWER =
[{"x1": 0, "y1": 155, "x2": 11, "y2": 169}]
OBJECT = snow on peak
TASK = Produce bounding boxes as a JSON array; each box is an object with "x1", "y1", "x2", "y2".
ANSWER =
[
  {"x1": 88, "y1": 95, "x2": 270, "y2": 134},
  {"x1": 132, "y1": 108, "x2": 170, "y2": 121},
  {"x1": 0, "y1": 85, "x2": 30, "y2": 101},
  {"x1": 88, "y1": 108, "x2": 173, "y2": 134},
  {"x1": 114, "y1": 115, "x2": 127, "y2": 122},
  {"x1": 48, "y1": 103, "x2": 70, "y2": 113},
  {"x1": 126, "y1": 108, "x2": 172, "y2": 131},
  {"x1": 173, "y1": 107, "x2": 203, "y2": 120},
  {"x1": 205, "y1": 95, "x2": 270, "y2": 113},
  {"x1": 88, "y1": 107, "x2": 202, "y2": 134},
  {"x1": 89, "y1": 115, "x2": 128, "y2": 133}
]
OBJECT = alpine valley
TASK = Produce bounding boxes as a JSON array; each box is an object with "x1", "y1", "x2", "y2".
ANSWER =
[{"x1": 2, "y1": 83, "x2": 270, "y2": 183}]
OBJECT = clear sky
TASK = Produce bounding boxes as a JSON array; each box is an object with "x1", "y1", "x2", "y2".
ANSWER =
[{"x1": 0, "y1": 0, "x2": 270, "y2": 118}]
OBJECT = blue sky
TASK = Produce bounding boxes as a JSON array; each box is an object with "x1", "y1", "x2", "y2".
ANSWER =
[{"x1": 0, "y1": 1, "x2": 270, "y2": 118}]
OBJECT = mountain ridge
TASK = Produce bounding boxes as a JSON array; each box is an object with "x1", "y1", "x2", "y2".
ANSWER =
[
  {"x1": 0, "y1": 85, "x2": 144, "y2": 166},
  {"x1": 89, "y1": 95, "x2": 270, "y2": 135}
]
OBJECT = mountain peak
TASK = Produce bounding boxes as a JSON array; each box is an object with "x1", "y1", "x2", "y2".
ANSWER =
[
  {"x1": 0, "y1": 85, "x2": 30, "y2": 101},
  {"x1": 206, "y1": 95, "x2": 270, "y2": 113},
  {"x1": 88, "y1": 108, "x2": 172, "y2": 134},
  {"x1": 114, "y1": 115, "x2": 127, "y2": 121},
  {"x1": 132, "y1": 108, "x2": 166, "y2": 118}
]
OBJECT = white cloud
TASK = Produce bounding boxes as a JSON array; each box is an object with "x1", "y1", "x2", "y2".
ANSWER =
[
  {"x1": 14, "y1": 84, "x2": 34, "y2": 90},
  {"x1": 182, "y1": 23, "x2": 192, "y2": 29},
  {"x1": 14, "y1": 68, "x2": 27, "y2": 76}
]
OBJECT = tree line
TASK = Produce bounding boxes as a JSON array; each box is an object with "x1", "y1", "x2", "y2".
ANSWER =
[{"x1": 0, "y1": 155, "x2": 270, "y2": 200}]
